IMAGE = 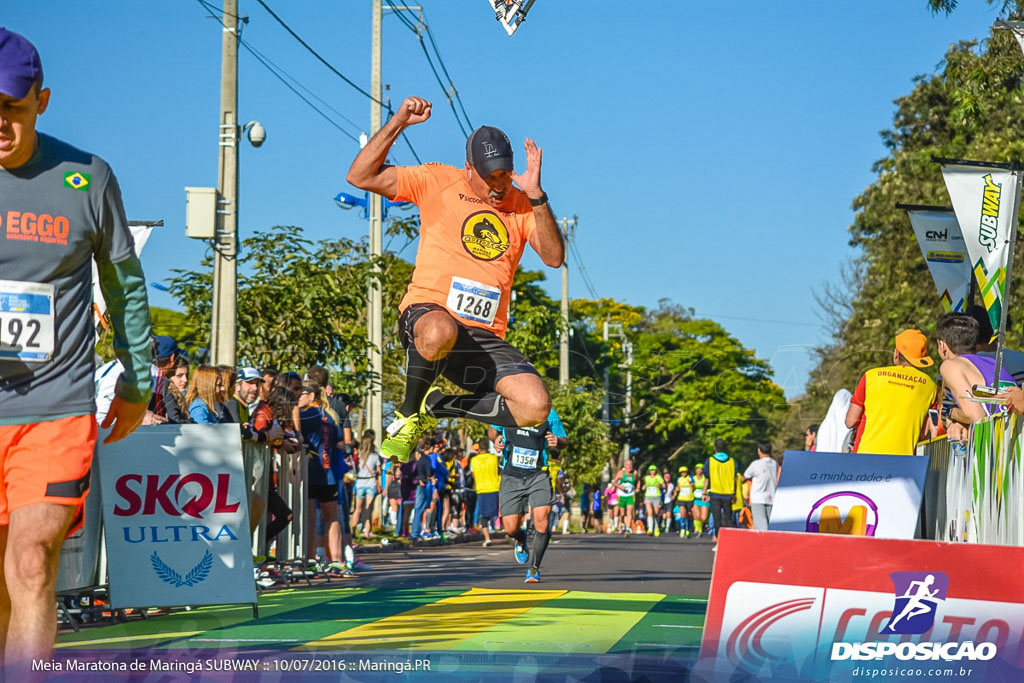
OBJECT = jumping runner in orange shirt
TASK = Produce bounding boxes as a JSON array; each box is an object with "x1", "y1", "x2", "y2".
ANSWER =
[{"x1": 347, "y1": 96, "x2": 564, "y2": 460}]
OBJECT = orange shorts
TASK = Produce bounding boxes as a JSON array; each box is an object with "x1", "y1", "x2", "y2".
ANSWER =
[{"x1": 0, "y1": 415, "x2": 95, "y2": 537}]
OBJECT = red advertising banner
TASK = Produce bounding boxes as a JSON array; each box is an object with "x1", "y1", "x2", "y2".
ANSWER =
[{"x1": 698, "y1": 529, "x2": 1024, "y2": 682}]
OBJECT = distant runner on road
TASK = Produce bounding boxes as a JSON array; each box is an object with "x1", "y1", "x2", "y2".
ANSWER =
[
  {"x1": 489, "y1": 408, "x2": 567, "y2": 583},
  {"x1": 614, "y1": 460, "x2": 638, "y2": 537},
  {"x1": 346, "y1": 96, "x2": 565, "y2": 462}
]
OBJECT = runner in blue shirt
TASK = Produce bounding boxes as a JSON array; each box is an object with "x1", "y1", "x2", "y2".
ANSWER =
[{"x1": 488, "y1": 409, "x2": 567, "y2": 583}]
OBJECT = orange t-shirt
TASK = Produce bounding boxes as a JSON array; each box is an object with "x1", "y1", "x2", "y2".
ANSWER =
[{"x1": 392, "y1": 163, "x2": 537, "y2": 338}]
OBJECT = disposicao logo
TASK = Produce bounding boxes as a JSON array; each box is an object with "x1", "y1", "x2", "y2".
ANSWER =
[
  {"x1": 885, "y1": 571, "x2": 948, "y2": 635},
  {"x1": 831, "y1": 571, "x2": 997, "y2": 663}
]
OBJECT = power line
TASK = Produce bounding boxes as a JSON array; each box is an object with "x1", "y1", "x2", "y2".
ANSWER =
[
  {"x1": 386, "y1": 1, "x2": 473, "y2": 137},
  {"x1": 253, "y1": 0, "x2": 385, "y2": 107},
  {"x1": 239, "y1": 40, "x2": 360, "y2": 143},
  {"x1": 568, "y1": 237, "x2": 599, "y2": 299},
  {"x1": 253, "y1": 0, "x2": 423, "y2": 163},
  {"x1": 242, "y1": 40, "x2": 364, "y2": 134},
  {"x1": 195, "y1": 0, "x2": 360, "y2": 143}
]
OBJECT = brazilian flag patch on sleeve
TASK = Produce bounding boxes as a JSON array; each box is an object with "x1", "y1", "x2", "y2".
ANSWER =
[{"x1": 64, "y1": 171, "x2": 91, "y2": 191}]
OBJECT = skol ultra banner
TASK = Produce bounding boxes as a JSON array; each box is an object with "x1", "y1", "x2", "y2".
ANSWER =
[
  {"x1": 698, "y1": 530, "x2": 1024, "y2": 682},
  {"x1": 906, "y1": 208, "x2": 971, "y2": 313},
  {"x1": 939, "y1": 162, "x2": 1022, "y2": 333},
  {"x1": 769, "y1": 451, "x2": 928, "y2": 540},
  {"x1": 98, "y1": 424, "x2": 256, "y2": 610}
]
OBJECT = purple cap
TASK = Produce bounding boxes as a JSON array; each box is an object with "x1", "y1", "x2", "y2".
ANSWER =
[{"x1": 0, "y1": 28, "x2": 43, "y2": 100}]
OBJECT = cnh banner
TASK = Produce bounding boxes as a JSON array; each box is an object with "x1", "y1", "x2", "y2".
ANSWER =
[
  {"x1": 904, "y1": 206, "x2": 971, "y2": 313},
  {"x1": 769, "y1": 451, "x2": 927, "y2": 540},
  {"x1": 698, "y1": 530, "x2": 1024, "y2": 682},
  {"x1": 938, "y1": 159, "x2": 1023, "y2": 334},
  {"x1": 98, "y1": 424, "x2": 257, "y2": 610}
]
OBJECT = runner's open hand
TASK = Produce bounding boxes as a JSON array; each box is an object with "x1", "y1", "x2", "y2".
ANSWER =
[
  {"x1": 545, "y1": 432, "x2": 558, "y2": 448},
  {"x1": 395, "y1": 96, "x2": 431, "y2": 127},
  {"x1": 510, "y1": 138, "x2": 543, "y2": 198},
  {"x1": 101, "y1": 396, "x2": 149, "y2": 444}
]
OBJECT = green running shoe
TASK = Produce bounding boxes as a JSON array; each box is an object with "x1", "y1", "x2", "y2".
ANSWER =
[{"x1": 381, "y1": 389, "x2": 439, "y2": 462}]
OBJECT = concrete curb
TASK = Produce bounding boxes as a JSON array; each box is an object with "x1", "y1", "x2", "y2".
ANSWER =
[{"x1": 355, "y1": 529, "x2": 508, "y2": 554}]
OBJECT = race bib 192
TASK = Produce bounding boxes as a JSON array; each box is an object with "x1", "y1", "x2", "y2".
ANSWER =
[
  {"x1": 511, "y1": 446, "x2": 539, "y2": 469},
  {"x1": 0, "y1": 280, "x2": 54, "y2": 362},
  {"x1": 446, "y1": 277, "x2": 501, "y2": 325}
]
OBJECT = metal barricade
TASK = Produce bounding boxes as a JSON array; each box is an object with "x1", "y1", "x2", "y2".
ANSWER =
[
  {"x1": 242, "y1": 442, "x2": 273, "y2": 558},
  {"x1": 276, "y1": 450, "x2": 309, "y2": 561}
]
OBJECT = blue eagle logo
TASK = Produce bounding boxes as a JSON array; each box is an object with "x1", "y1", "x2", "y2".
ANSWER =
[{"x1": 150, "y1": 550, "x2": 213, "y2": 588}]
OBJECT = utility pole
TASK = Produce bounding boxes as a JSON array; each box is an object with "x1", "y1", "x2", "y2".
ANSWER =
[
  {"x1": 623, "y1": 339, "x2": 633, "y2": 462},
  {"x1": 211, "y1": 0, "x2": 239, "y2": 366},
  {"x1": 602, "y1": 321, "x2": 610, "y2": 423},
  {"x1": 367, "y1": 0, "x2": 384, "y2": 442},
  {"x1": 559, "y1": 215, "x2": 576, "y2": 386}
]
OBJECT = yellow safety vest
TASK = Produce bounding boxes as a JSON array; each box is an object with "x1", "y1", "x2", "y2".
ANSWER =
[{"x1": 708, "y1": 457, "x2": 736, "y2": 496}]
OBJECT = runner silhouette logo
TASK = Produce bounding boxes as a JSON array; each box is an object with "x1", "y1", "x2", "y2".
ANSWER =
[{"x1": 885, "y1": 571, "x2": 949, "y2": 634}]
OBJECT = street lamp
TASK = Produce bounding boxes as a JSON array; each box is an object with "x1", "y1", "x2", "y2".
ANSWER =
[{"x1": 333, "y1": 191, "x2": 412, "y2": 219}]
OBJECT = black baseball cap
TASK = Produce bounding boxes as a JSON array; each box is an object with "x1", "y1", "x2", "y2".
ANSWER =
[{"x1": 466, "y1": 125, "x2": 514, "y2": 178}]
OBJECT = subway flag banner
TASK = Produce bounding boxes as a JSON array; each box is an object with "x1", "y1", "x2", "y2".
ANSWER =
[
  {"x1": 698, "y1": 530, "x2": 1024, "y2": 682},
  {"x1": 906, "y1": 208, "x2": 971, "y2": 313},
  {"x1": 768, "y1": 451, "x2": 927, "y2": 540},
  {"x1": 98, "y1": 424, "x2": 256, "y2": 610},
  {"x1": 939, "y1": 162, "x2": 1022, "y2": 334}
]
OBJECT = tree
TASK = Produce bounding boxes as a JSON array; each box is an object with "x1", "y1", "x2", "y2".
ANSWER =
[
  {"x1": 549, "y1": 378, "x2": 617, "y2": 486},
  {"x1": 95, "y1": 306, "x2": 201, "y2": 362},
  {"x1": 627, "y1": 302, "x2": 787, "y2": 469},
  {"x1": 798, "y1": 10, "x2": 1024, "y2": 425},
  {"x1": 166, "y1": 225, "x2": 375, "y2": 397}
]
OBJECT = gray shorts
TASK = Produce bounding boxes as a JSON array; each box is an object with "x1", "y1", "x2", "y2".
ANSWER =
[{"x1": 499, "y1": 471, "x2": 555, "y2": 516}]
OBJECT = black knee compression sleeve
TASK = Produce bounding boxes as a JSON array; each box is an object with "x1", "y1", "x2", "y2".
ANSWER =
[
  {"x1": 532, "y1": 526, "x2": 551, "y2": 569},
  {"x1": 400, "y1": 344, "x2": 445, "y2": 416},
  {"x1": 425, "y1": 391, "x2": 518, "y2": 427}
]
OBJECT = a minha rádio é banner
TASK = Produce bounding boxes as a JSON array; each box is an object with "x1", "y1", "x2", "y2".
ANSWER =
[
  {"x1": 768, "y1": 451, "x2": 928, "y2": 540},
  {"x1": 98, "y1": 424, "x2": 256, "y2": 610}
]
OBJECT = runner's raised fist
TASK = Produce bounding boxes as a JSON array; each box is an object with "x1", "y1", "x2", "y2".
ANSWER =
[{"x1": 396, "y1": 96, "x2": 432, "y2": 126}]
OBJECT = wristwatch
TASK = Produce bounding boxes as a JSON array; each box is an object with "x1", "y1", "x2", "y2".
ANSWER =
[{"x1": 529, "y1": 192, "x2": 548, "y2": 207}]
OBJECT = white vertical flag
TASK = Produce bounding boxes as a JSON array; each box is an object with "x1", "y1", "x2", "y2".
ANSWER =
[
  {"x1": 938, "y1": 162, "x2": 1021, "y2": 333},
  {"x1": 905, "y1": 207, "x2": 972, "y2": 312}
]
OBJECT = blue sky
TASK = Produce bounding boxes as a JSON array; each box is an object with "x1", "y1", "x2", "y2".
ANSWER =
[{"x1": 6, "y1": 1, "x2": 1007, "y2": 397}]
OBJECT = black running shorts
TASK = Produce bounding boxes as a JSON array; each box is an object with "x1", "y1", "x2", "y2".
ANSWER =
[{"x1": 399, "y1": 303, "x2": 539, "y2": 393}]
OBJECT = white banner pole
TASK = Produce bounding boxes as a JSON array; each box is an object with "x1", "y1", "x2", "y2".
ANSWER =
[{"x1": 993, "y1": 168, "x2": 1023, "y2": 384}]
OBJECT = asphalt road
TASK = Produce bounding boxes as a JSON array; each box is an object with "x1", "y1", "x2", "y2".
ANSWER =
[{"x1": 355, "y1": 530, "x2": 715, "y2": 596}]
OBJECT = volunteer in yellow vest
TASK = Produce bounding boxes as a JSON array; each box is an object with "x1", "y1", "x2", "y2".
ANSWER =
[
  {"x1": 704, "y1": 439, "x2": 737, "y2": 550},
  {"x1": 471, "y1": 447, "x2": 500, "y2": 547},
  {"x1": 691, "y1": 463, "x2": 709, "y2": 537},
  {"x1": 675, "y1": 466, "x2": 695, "y2": 538},
  {"x1": 642, "y1": 465, "x2": 663, "y2": 537},
  {"x1": 845, "y1": 330, "x2": 937, "y2": 455}
]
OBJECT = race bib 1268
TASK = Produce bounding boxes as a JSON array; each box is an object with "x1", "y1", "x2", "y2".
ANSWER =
[
  {"x1": 446, "y1": 277, "x2": 501, "y2": 325},
  {"x1": 0, "y1": 280, "x2": 54, "y2": 362}
]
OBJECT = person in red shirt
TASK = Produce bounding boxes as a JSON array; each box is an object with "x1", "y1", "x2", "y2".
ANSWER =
[{"x1": 347, "y1": 96, "x2": 565, "y2": 461}]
